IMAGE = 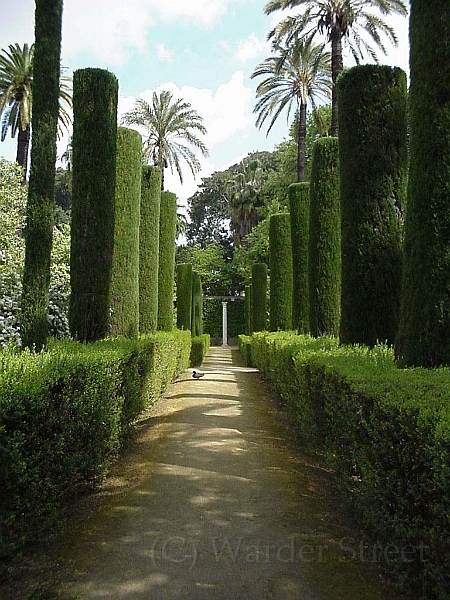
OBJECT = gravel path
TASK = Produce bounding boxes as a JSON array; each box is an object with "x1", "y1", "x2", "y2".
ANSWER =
[{"x1": 10, "y1": 346, "x2": 404, "y2": 599}]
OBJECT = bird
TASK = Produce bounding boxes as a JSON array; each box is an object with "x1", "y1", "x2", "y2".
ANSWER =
[{"x1": 192, "y1": 370, "x2": 205, "y2": 379}]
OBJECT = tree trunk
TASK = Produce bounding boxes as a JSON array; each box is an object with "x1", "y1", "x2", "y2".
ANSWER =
[
  {"x1": 16, "y1": 124, "x2": 30, "y2": 183},
  {"x1": 330, "y1": 29, "x2": 343, "y2": 137},
  {"x1": 297, "y1": 102, "x2": 307, "y2": 182}
]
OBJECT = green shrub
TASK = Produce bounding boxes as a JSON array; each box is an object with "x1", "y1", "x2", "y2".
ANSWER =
[
  {"x1": 157, "y1": 191, "x2": 177, "y2": 331},
  {"x1": 245, "y1": 284, "x2": 252, "y2": 335},
  {"x1": 250, "y1": 331, "x2": 450, "y2": 598},
  {"x1": 251, "y1": 263, "x2": 267, "y2": 332},
  {"x1": 396, "y1": 2, "x2": 450, "y2": 367},
  {"x1": 338, "y1": 65, "x2": 407, "y2": 347},
  {"x1": 190, "y1": 333, "x2": 210, "y2": 367},
  {"x1": 0, "y1": 330, "x2": 190, "y2": 560},
  {"x1": 202, "y1": 298, "x2": 245, "y2": 342},
  {"x1": 269, "y1": 213, "x2": 293, "y2": 331},
  {"x1": 110, "y1": 127, "x2": 142, "y2": 338},
  {"x1": 238, "y1": 334, "x2": 252, "y2": 367},
  {"x1": 289, "y1": 183, "x2": 310, "y2": 334},
  {"x1": 176, "y1": 263, "x2": 192, "y2": 331},
  {"x1": 139, "y1": 166, "x2": 161, "y2": 334},
  {"x1": 69, "y1": 68, "x2": 118, "y2": 342},
  {"x1": 308, "y1": 138, "x2": 341, "y2": 337}
]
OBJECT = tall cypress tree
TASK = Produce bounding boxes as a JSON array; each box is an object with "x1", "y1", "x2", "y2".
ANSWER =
[
  {"x1": 308, "y1": 137, "x2": 341, "y2": 337},
  {"x1": 269, "y1": 213, "x2": 293, "y2": 331},
  {"x1": 157, "y1": 191, "x2": 177, "y2": 331},
  {"x1": 289, "y1": 182, "x2": 310, "y2": 334},
  {"x1": 396, "y1": 1, "x2": 450, "y2": 367},
  {"x1": 21, "y1": 0, "x2": 63, "y2": 350},
  {"x1": 252, "y1": 263, "x2": 267, "y2": 332},
  {"x1": 109, "y1": 127, "x2": 142, "y2": 338},
  {"x1": 191, "y1": 272, "x2": 203, "y2": 336},
  {"x1": 338, "y1": 65, "x2": 407, "y2": 347},
  {"x1": 176, "y1": 263, "x2": 193, "y2": 331},
  {"x1": 69, "y1": 68, "x2": 118, "y2": 341},
  {"x1": 139, "y1": 166, "x2": 161, "y2": 334}
]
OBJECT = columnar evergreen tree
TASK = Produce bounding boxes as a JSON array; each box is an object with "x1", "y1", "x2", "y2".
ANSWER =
[
  {"x1": 69, "y1": 68, "x2": 118, "y2": 341},
  {"x1": 109, "y1": 126, "x2": 142, "y2": 338},
  {"x1": 191, "y1": 272, "x2": 203, "y2": 336},
  {"x1": 338, "y1": 65, "x2": 407, "y2": 347},
  {"x1": 396, "y1": 1, "x2": 450, "y2": 367},
  {"x1": 176, "y1": 263, "x2": 193, "y2": 331},
  {"x1": 252, "y1": 262, "x2": 268, "y2": 332},
  {"x1": 139, "y1": 166, "x2": 161, "y2": 334},
  {"x1": 269, "y1": 213, "x2": 293, "y2": 331},
  {"x1": 157, "y1": 191, "x2": 177, "y2": 331},
  {"x1": 289, "y1": 182, "x2": 310, "y2": 333},
  {"x1": 21, "y1": 0, "x2": 63, "y2": 350},
  {"x1": 245, "y1": 283, "x2": 252, "y2": 335},
  {"x1": 308, "y1": 137, "x2": 341, "y2": 337}
]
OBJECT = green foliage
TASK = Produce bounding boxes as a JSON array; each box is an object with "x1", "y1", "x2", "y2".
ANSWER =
[
  {"x1": 176, "y1": 263, "x2": 192, "y2": 331},
  {"x1": 308, "y1": 137, "x2": 341, "y2": 337},
  {"x1": 190, "y1": 333, "x2": 210, "y2": 367},
  {"x1": 250, "y1": 331, "x2": 450, "y2": 598},
  {"x1": 244, "y1": 284, "x2": 252, "y2": 335},
  {"x1": 237, "y1": 334, "x2": 252, "y2": 366},
  {"x1": 269, "y1": 212, "x2": 292, "y2": 331},
  {"x1": 109, "y1": 127, "x2": 142, "y2": 339},
  {"x1": 139, "y1": 166, "x2": 161, "y2": 334},
  {"x1": 157, "y1": 191, "x2": 177, "y2": 331},
  {"x1": 289, "y1": 183, "x2": 310, "y2": 333},
  {"x1": 251, "y1": 262, "x2": 267, "y2": 332},
  {"x1": 191, "y1": 272, "x2": 203, "y2": 336},
  {"x1": 202, "y1": 298, "x2": 245, "y2": 341},
  {"x1": 396, "y1": 1, "x2": 450, "y2": 367},
  {"x1": 338, "y1": 65, "x2": 407, "y2": 347},
  {"x1": 21, "y1": 0, "x2": 63, "y2": 350},
  {"x1": 0, "y1": 330, "x2": 190, "y2": 560},
  {"x1": 69, "y1": 68, "x2": 118, "y2": 342}
]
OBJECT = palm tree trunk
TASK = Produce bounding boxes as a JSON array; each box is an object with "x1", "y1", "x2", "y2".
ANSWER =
[
  {"x1": 16, "y1": 124, "x2": 30, "y2": 183},
  {"x1": 297, "y1": 102, "x2": 307, "y2": 182},
  {"x1": 330, "y1": 30, "x2": 343, "y2": 137}
]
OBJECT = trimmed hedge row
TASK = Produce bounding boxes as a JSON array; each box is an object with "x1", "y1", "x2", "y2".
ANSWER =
[
  {"x1": 248, "y1": 332, "x2": 450, "y2": 599},
  {"x1": 202, "y1": 298, "x2": 245, "y2": 342},
  {"x1": 0, "y1": 330, "x2": 191, "y2": 561},
  {"x1": 190, "y1": 333, "x2": 210, "y2": 367}
]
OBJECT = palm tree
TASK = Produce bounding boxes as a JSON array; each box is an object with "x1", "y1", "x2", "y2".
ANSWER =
[
  {"x1": 252, "y1": 38, "x2": 332, "y2": 181},
  {"x1": 0, "y1": 42, "x2": 72, "y2": 180},
  {"x1": 121, "y1": 90, "x2": 209, "y2": 190},
  {"x1": 228, "y1": 158, "x2": 264, "y2": 244},
  {"x1": 264, "y1": 0, "x2": 408, "y2": 136}
]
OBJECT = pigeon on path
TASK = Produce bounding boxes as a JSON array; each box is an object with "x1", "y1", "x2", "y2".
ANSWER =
[{"x1": 192, "y1": 370, "x2": 205, "y2": 379}]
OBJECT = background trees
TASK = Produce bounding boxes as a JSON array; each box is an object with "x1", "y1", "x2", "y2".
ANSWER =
[
  {"x1": 121, "y1": 90, "x2": 208, "y2": 190},
  {"x1": 264, "y1": 0, "x2": 407, "y2": 136}
]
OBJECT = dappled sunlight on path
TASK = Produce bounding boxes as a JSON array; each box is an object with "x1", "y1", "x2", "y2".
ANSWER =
[{"x1": 39, "y1": 347, "x2": 401, "y2": 599}]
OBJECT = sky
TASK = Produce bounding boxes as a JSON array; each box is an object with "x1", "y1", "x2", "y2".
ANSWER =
[{"x1": 0, "y1": 0, "x2": 410, "y2": 212}]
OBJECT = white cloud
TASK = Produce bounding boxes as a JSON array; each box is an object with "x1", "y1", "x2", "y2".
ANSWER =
[
  {"x1": 156, "y1": 43, "x2": 175, "y2": 63},
  {"x1": 236, "y1": 33, "x2": 269, "y2": 63}
]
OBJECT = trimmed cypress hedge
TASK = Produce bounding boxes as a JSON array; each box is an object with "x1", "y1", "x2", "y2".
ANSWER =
[
  {"x1": 338, "y1": 65, "x2": 407, "y2": 347},
  {"x1": 157, "y1": 191, "x2": 177, "y2": 331},
  {"x1": 245, "y1": 284, "x2": 252, "y2": 335},
  {"x1": 190, "y1": 333, "x2": 210, "y2": 367},
  {"x1": 308, "y1": 138, "x2": 341, "y2": 337},
  {"x1": 21, "y1": 0, "x2": 63, "y2": 350},
  {"x1": 269, "y1": 213, "x2": 293, "y2": 331},
  {"x1": 251, "y1": 263, "x2": 267, "y2": 332},
  {"x1": 289, "y1": 183, "x2": 310, "y2": 334},
  {"x1": 69, "y1": 68, "x2": 118, "y2": 342},
  {"x1": 176, "y1": 263, "x2": 193, "y2": 331},
  {"x1": 202, "y1": 298, "x2": 245, "y2": 341},
  {"x1": 139, "y1": 166, "x2": 161, "y2": 334},
  {"x1": 396, "y1": 2, "x2": 450, "y2": 367},
  {"x1": 191, "y1": 272, "x2": 203, "y2": 336},
  {"x1": 109, "y1": 127, "x2": 142, "y2": 338}
]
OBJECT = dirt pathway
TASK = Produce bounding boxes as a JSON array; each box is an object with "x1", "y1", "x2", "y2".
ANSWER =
[{"x1": 9, "y1": 346, "x2": 404, "y2": 599}]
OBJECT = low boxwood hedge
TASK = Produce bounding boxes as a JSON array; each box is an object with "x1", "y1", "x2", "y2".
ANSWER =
[
  {"x1": 247, "y1": 331, "x2": 450, "y2": 599},
  {"x1": 190, "y1": 334, "x2": 210, "y2": 367},
  {"x1": 0, "y1": 329, "x2": 190, "y2": 561}
]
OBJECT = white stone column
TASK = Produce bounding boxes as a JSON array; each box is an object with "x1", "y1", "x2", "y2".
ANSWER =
[{"x1": 222, "y1": 301, "x2": 228, "y2": 347}]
